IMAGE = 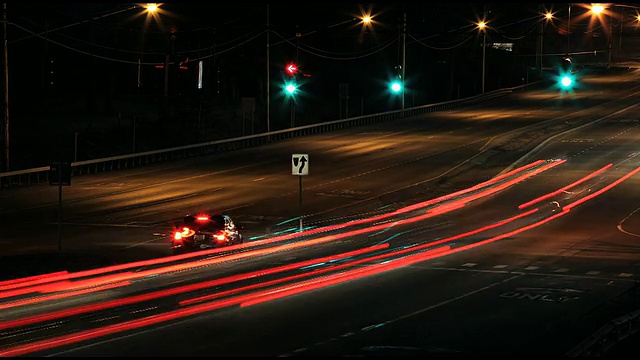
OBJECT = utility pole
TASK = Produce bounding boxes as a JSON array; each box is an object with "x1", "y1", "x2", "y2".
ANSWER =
[
  {"x1": 482, "y1": 5, "x2": 487, "y2": 95},
  {"x1": 482, "y1": 31, "x2": 486, "y2": 94},
  {"x1": 3, "y1": 3, "x2": 8, "y2": 172},
  {"x1": 539, "y1": 4, "x2": 544, "y2": 77},
  {"x1": 567, "y1": 4, "x2": 571, "y2": 56},
  {"x1": 266, "y1": 5, "x2": 270, "y2": 140},
  {"x1": 401, "y1": 12, "x2": 406, "y2": 111},
  {"x1": 607, "y1": 14, "x2": 612, "y2": 69}
]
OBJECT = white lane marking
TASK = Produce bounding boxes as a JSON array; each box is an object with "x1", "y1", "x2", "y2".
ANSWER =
[
  {"x1": 364, "y1": 275, "x2": 521, "y2": 326},
  {"x1": 617, "y1": 205, "x2": 640, "y2": 238},
  {"x1": 618, "y1": 273, "x2": 633, "y2": 277},
  {"x1": 524, "y1": 266, "x2": 539, "y2": 270},
  {"x1": 493, "y1": 265, "x2": 508, "y2": 269},
  {"x1": 43, "y1": 222, "x2": 154, "y2": 228},
  {"x1": 426, "y1": 267, "x2": 638, "y2": 282},
  {"x1": 223, "y1": 203, "x2": 254, "y2": 212},
  {"x1": 461, "y1": 263, "x2": 477, "y2": 267},
  {"x1": 554, "y1": 268, "x2": 570, "y2": 273},
  {"x1": 281, "y1": 275, "x2": 522, "y2": 357},
  {"x1": 90, "y1": 315, "x2": 120, "y2": 323},
  {"x1": 497, "y1": 101, "x2": 640, "y2": 176},
  {"x1": 253, "y1": 178, "x2": 265, "y2": 182},
  {"x1": 124, "y1": 237, "x2": 167, "y2": 249},
  {"x1": 296, "y1": 136, "x2": 495, "y2": 218},
  {"x1": 586, "y1": 271, "x2": 600, "y2": 275}
]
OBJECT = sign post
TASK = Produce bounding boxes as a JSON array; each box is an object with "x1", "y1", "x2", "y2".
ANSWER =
[
  {"x1": 49, "y1": 162, "x2": 71, "y2": 252},
  {"x1": 291, "y1": 154, "x2": 309, "y2": 231}
]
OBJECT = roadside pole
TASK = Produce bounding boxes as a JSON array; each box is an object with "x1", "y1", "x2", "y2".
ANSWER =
[
  {"x1": 49, "y1": 162, "x2": 71, "y2": 252},
  {"x1": 291, "y1": 154, "x2": 309, "y2": 231}
]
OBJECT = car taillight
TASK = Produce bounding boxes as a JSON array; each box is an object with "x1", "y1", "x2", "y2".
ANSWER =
[
  {"x1": 174, "y1": 227, "x2": 194, "y2": 240},
  {"x1": 214, "y1": 230, "x2": 226, "y2": 241}
]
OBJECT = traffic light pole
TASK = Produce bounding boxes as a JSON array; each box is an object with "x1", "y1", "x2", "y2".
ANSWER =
[
  {"x1": 482, "y1": 6, "x2": 486, "y2": 95},
  {"x1": 538, "y1": 4, "x2": 544, "y2": 77},
  {"x1": 266, "y1": 5, "x2": 270, "y2": 141},
  {"x1": 482, "y1": 31, "x2": 486, "y2": 95},
  {"x1": 290, "y1": 97, "x2": 295, "y2": 127},
  {"x1": 401, "y1": 13, "x2": 406, "y2": 111}
]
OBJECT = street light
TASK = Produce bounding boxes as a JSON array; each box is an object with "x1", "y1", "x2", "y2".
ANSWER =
[
  {"x1": 478, "y1": 20, "x2": 487, "y2": 95},
  {"x1": 588, "y1": 3, "x2": 640, "y2": 68},
  {"x1": 539, "y1": 10, "x2": 554, "y2": 76},
  {"x1": 589, "y1": 4, "x2": 611, "y2": 67},
  {"x1": 138, "y1": 3, "x2": 161, "y2": 89}
]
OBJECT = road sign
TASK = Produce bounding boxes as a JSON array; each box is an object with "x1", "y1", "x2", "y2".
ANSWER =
[
  {"x1": 292, "y1": 154, "x2": 308, "y2": 175},
  {"x1": 49, "y1": 162, "x2": 71, "y2": 186}
]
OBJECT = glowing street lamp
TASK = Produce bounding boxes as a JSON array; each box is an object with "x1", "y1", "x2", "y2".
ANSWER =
[
  {"x1": 478, "y1": 20, "x2": 487, "y2": 94},
  {"x1": 591, "y1": 4, "x2": 605, "y2": 15},
  {"x1": 146, "y1": 3, "x2": 159, "y2": 13},
  {"x1": 539, "y1": 11, "x2": 554, "y2": 75},
  {"x1": 590, "y1": 3, "x2": 612, "y2": 68}
]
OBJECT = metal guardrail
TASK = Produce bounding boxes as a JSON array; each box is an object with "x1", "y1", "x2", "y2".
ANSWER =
[
  {"x1": 0, "y1": 84, "x2": 526, "y2": 189},
  {"x1": 566, "y1": 307, "x2": 640, "y2": 357}
]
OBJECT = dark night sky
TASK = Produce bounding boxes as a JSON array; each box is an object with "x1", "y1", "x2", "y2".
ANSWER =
[
  {"x1": 4, "y1": 2, "x2": 627, "y2": 168},
  {"x1": 6, "y1": 2, "x2": 544, "y2": 68},
  {"x1": 5, "y1": 2, "x2": 545, "y2": 101}
]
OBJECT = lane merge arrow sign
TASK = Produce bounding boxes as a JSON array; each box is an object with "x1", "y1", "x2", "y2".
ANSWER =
[{"x1": 292, "y1": 154, "x2": 309, "y2": 175}]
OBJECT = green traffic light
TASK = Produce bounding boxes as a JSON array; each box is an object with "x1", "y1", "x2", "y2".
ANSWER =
[
  {"x1": 285, "y1": 83, "x2": 297, "y2": 95},
  {"x1": 557, "y1": 71, "x2": 577, "y2": 91},
  {"x1": 390, "y1": 80, "x2": 402, "y2": 93}
]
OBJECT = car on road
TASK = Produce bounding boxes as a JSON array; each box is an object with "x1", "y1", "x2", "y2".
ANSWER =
[{"x1": 171, "y1": 213, "x2": 243, "y2": 255}]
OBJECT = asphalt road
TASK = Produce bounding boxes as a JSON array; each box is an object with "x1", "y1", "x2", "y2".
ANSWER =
[
  {"x1": 1, "y1": 67, "x2": 638, "y2": 264},
  {"x1": 1, "y1": 67, "x2": 640, "y2": 357}
]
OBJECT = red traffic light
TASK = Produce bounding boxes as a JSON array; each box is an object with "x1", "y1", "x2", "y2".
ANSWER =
[{"x1": 285, "y1": 63, "x2": 298, "y2": 76}]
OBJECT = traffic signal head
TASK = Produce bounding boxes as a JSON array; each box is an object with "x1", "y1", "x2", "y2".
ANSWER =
[
  {"x1": 285, "y1": 63, "x2": 298, "y2": 76},
  {"x1": 556, "y1": 71, "x2": 577, "y2": 91},
  {"x1": 390, "y1": 80, "x2": 402, "y2": 94},
  {"x1": 284, "y1": 82, "x2": 297, "y2": 95}
]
